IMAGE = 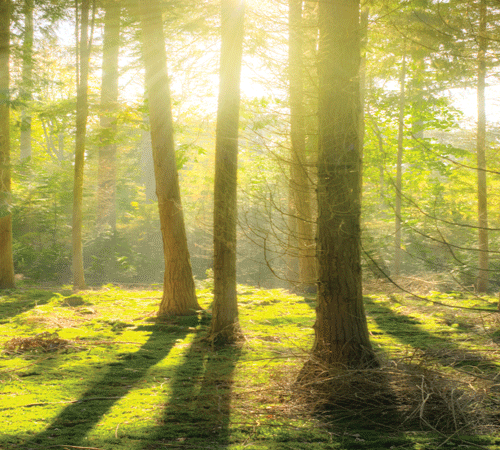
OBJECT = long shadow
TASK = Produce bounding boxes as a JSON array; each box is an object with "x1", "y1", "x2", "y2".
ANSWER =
[
  {"x1": 21, "y1": 319, "x2": 193, "y2": 449},
  {"x1": 365, "y1": 297, "x2": 500, "y2": 373},
  {"x1": 143, "y1": 338, "x2": 241, "y2": 449},
  {"x1": 0, "y1": 290, "x2": 58, "y2": 322}
]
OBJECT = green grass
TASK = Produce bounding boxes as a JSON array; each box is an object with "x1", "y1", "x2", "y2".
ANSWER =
[{"x1": 0, "y1": 285, "x2": 499, "y2": 449}]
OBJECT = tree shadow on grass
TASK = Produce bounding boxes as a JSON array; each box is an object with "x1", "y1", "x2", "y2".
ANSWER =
[
  {"x1": 0, "y1": 290, "x2": 59, "y2": 322},
  {"x1": 365, "y1": 297, "x2": 500, "y2": 373},
  {"x1": 20, "y1": 318, "x2": 195, "y2": 449},
  {"x1": 143, "y1": 340, "x2": 242, "y2": 449}
]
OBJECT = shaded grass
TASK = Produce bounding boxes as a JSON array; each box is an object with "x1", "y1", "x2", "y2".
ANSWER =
[{"x1": 0, "y1": 285, "x2": 499, "y2": 449}]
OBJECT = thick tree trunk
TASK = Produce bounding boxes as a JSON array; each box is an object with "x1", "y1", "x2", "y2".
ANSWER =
[
  {"x1": 310, "y1": 0, "x2": 376, "y2": 369},
  {"x1": 72, "y1": 0, "x2": 91, "y2": 290},
  {"x1": 394, "y1": 47, "x2": 406, "y2": 276},
  {"x1": 97, "y1": 0, "x2": 120, "y2": 233},
  {"x1": 208, "y1": 0, "x2": 245, "y2": 344},
  {"x1": 476, "y1": 0, "x2": 488, "y2": 293},
  {"x1": 0, "y1": 0, "x2": 14, "y2": 289},
  {"x1": 139, "y1": 0, "x2": 200, "y2": 316},
  {"x1": 288, "y1": 0, "x2": 316, "y2": 291},
  {"x1": 20, "y1": 0, "x2": 33, "y2": 162}
]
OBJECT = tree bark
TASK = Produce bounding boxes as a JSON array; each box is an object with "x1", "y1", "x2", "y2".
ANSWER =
[
  {"x1": 0, "y1": 0, "x2": 14, "y2": 289},
  {"x1": 139, "y1": 0, "x2": 200, "y2": 316},
  {"x1": 72, "y1": 0, "x2": 91, "y2": 290},
  {"x1": 394, "y1": 46, "x2": 406, "y2": 276},
  {"x1": 288, "y1": 0, "x2": 316, "y2": 291},
  {"x1": 208, "y1": 0, "x2": 245, "y2": 344},
  {"x1": 20, "y1": 0, "x2": 33, "y2": 162},
  {"x1": 310, "y1": 0, "x2": 376, "y2": 369},
  {"x1": 476, "y1": 0, "x2": 488, "y2": 293},
  {"x1": 97, "y1": 0, "x2": 120, "y2": 233}
]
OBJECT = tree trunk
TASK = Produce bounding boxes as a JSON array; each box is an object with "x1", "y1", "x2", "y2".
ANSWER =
[
  {"x1": 96, "y1": 0, "x2": 120, "y2": 233},
  {"x1": 208, "y1": 0, "x2": 245, "y2": 344},
  {"x1": 310, "y1": 0, "x2": 376, "y2": 369},
  {"x1": 20, "y1": 0, "x2": 33, "y2": 162},
  {"x1": 476, "y1": 0, "x2": 488, "y2": 293},
  {"x1": 0, "y1": 0, "x2": 14, "y2": 289},
  {"x1": 139, "y1": 0, "x2": 200, "y2": 316},
  {"x1": 72, "y1": 0, "x2": 91, "y2": 290},
  {"x1": 288, "y1": 0, "x2": 316, "y2": 292},
  {"x1": 394, "y1": 46, "x2": 406, "y2": 276}
]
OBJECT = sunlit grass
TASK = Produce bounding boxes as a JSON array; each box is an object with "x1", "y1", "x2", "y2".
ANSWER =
[{"x1": 0, "y1": 285, "x2": 499, "y2": 449}]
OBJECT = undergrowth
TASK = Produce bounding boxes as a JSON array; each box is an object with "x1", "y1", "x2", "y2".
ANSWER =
[{"x1": 0, "y1": 283, "x2": 499, "y2": 449}]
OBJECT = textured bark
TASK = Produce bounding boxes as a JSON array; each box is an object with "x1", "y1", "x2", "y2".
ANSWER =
[
  {"x1": 139, "y1": 0, "x2": 200, "y2": 316},
  {"x1": 72, "y1": 0, "x2": 91, "y2": 290},
  {"x1": 97, "y1": 0, "x2": 120, "y2": 233},
  {"x1": 0, "y1": 0, "x2": 14, "y2": 289},
  {"x1": 476, "y1": 0, "x2": 488, "y2": 293},
  {"x1": 20, "y1": 0, "x2": 33, "y2": 162},
  {"x1": 311, "y1": 0, "x2": 376, "y2": 369},
  {"x1": 208, "y1": 0, "x2": 245, "y2": 344},
  {"x1": 394, "y1": 48, "x2": 406, "y2": 276},
  {"x1": 288, "y1": 0, "x2": 316, "y2": 290}
]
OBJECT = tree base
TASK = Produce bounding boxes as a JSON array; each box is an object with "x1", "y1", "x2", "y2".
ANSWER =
[{"x1": 205, "y1": 322, "x2": 244, "y2": 348}]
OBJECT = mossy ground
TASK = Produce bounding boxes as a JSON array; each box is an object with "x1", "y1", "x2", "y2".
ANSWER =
[{"x1": 0, "y1": 283, "x2": 499, "y2": 449}]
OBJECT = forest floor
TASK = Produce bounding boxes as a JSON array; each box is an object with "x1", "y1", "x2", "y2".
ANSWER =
[{"x1": 0, "y1": 280, "x2": 499, "y2": 449}]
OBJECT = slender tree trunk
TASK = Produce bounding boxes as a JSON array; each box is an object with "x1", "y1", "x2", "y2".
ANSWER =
[
  {"x1": 208, "y1": 0, "x2": 245, "y2": 344},
  {"x1": 72, "y1": 0, "x2": 91, "y2": 290},
  {"x1": 289, "y1": 0, "x2": 316, "y2": 291},
  {"x1": 97, "y1": 0, "x2": 120, "y2": 233},
  {"x1": 0, "y1": 0, "x2": 14, "y2": 289},
  {"x1": 286, "y1": 186, "x2": 299, "y2": 285},
  {"x1": 139, "y1": 0, "x2": 200, "y2": 316},
  {"x1": 394, "y1": 46, "x2": 406, "y2": 276},
  {"x1": 20, "y1": 0, "x2": 33, "y2": 162},
  {"x1": 476, "y1": 0, "x2": 488, "y2": 293},
  {"x1": 310, "y1": 0, "x2": 376, "y2": 369}
]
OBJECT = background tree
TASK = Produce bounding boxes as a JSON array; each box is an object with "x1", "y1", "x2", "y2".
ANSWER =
[
  {"x1": 309, "y1": 0, "x2": 377, "y2": 369},
  {"x1": 19, "y1": 0, "x2": 34, "y2": 162},
  {"x1": 0, "y1": 0, "x2": 14, "y2": 289},
  {"x1": 96, "y1": 0, "x2": 120, "y2": 233},
  {"x1": 208, "y1": 0, "x2": 245, "y2": 345},
  {"x1": 288, "y1": 0, "x2": 316, "y2": 291},
  {"x1": 139, "y1": 0, "x2": 201, "y2": 316},
  {"x1": 476, "y1": 0, "x2": 488, "y2": 292},
  {"x1": 72, "y1": 0, "x2": 92, "y2": 290}
]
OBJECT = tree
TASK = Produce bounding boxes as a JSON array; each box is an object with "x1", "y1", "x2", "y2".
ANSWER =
[
  {"x1": 72, "y1": 0, "x2": 92, "y2": 290},
  {"x1": 207, "y1": 0, "x2": 245, "y2": 344},
  {"x1": 19, "y1": 0, "x2": 34, "y2": 162},
  {"x1": 394, "y1": 45, "x2": 406, "y2": 276},
  {"x1": 476, "y1": 0, "x2": 488, "y2": 292},
  {"x1": 310, "y1": 0, "x2": 377, "y2": 368},
  {"x1": 288, "y1": 0, "x2": 316, "y2": 291},
  {"x1": 0, "y1": 0, "x2": 15, "y2": 289},
  {"x1": 96, "y1": 0, "x2": 120, "y2": 233},
  {"x1": 139, "y1": 0, "x2": 201, "y2": 316}
]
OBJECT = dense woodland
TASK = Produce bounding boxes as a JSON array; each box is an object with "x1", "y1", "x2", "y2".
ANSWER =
[
  {"x1": 1, "y1": 0, "x2": 500, "y2": 447},
  {"x1": 0, "y1": 0, "x2": 497, "y2": 292},
  {"x1": 1, "y1": 0, "x2": 500, "y2": 358}
]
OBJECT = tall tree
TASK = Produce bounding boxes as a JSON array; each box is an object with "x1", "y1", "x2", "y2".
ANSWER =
[
  {"x1": 207, "y1": 0, "x2": 245, "y2": 344},
  {"x1": 96, "y1": 0, "x2": 120, "y2": 233},
  {"x1": 19, "y1": 0, "x2": 34, "y2": 162},
  {"x1": 288, "y1": 0, "x2": 316, "y2": 291},
  {"x1": 309, "y1": 0, "x2": 377, "y2": 368},
  {"x1": 139, "y1": 0, "x2": 201, "y2": 316},
  {"x1": 0, "y1": 0, "x2": 14, "y2": 289},
  {"x1": 72, "y1": 0, "x2": 92, "y2": 290},
  {"x1": 394, "y1": 45, "x2": 406, "y2": 276},
  {"x1": 476, "y1": 0, "x2": 488, "y2": 292}
]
